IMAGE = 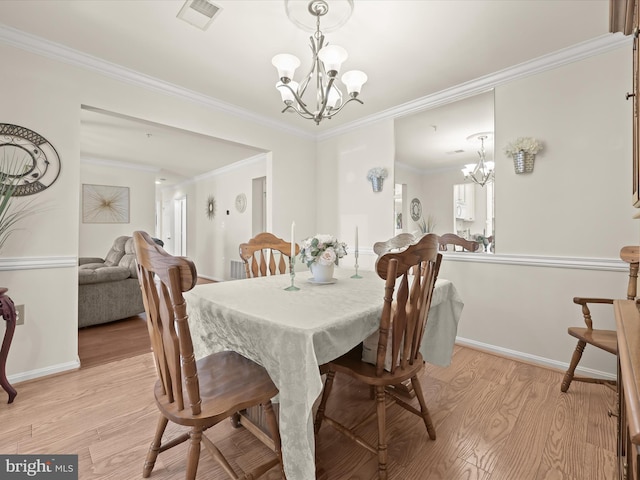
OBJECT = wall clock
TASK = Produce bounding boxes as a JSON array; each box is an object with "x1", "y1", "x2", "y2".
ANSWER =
[
  {"x1": 235, "y1": 193, "x2": 247, "y2": 213},
  {"x1": 206, "y1": 195, "x2": 216, "y2": 220},
  {"x1": 0, "y1": 123, "x2": 61, "y2": 196},
  {"x1": 410, "y1": 198, "x2": 422, "y2": 221}
]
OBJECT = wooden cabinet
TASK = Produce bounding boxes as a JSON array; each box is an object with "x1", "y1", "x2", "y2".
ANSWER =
[
  {"x1": 454, "y1": 183, "x2": 475, "y2": 221},
  {"x1": 610, "y1": 0, "x2": 640, "y2": 208},
  {"x1": 614, "y1": 300, "x2": 640, "y2": 480}
]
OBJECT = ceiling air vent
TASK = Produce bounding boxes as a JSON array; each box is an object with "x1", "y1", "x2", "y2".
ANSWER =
[
  {"x1": 446, "y1": 149, "x2": 465, "y2": 155},
  {"x1": 177, "y1": 0, "x2": 222, "y2": 31}
]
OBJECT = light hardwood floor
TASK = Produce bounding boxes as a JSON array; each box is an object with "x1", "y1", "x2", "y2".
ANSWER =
[{"x1": 2, "y1": 333, "x2": 616, "y2": 479}]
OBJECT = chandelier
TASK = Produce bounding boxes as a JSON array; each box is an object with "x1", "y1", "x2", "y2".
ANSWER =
[
  {"x1": 461, "y1": 133, "x2": 495, "y2": 187},
  {"x1": 271, "y1": 0, "x2": 367, "y2": 125}
]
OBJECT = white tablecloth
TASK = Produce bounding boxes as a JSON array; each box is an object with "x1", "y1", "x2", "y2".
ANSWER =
[{"x1": 185, "y1": 267, "x2": 463, "y2": 480}]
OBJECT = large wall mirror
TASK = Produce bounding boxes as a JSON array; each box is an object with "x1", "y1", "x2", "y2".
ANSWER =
[{"x1": 394, "y1": 90, "x2": 495, "y2": 252}]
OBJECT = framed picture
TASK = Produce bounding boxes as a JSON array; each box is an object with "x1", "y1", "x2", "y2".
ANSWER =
[{"x1": 82, "y1": 184, "x2": 130, "y2": 223}]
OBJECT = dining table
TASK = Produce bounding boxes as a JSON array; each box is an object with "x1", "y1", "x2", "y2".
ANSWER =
[{"x1": 185, "y1": 266, "x2": 464, "y2": 480}]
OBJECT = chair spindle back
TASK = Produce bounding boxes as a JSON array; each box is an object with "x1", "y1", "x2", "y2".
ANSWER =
[
  {"x1": 374, "y1": 233, "x2": 442, "y2": 376},
  {"x1": 239, "y1": 232, "x2": 299, "y2": 278},
  {"x1": 133, "y1": 231, "x2": 199, "y2": 415}
]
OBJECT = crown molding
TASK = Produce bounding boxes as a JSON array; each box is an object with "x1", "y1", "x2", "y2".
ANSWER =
[
  {"x1": 318, "y1": 33, "x2": 632, "y2": 141},
  {"x1": 0, "y1": 23, "x2": 315, "y2": 141},
  {"x1": 0, "y1": 24, "x2": 630, "y2": 144}
]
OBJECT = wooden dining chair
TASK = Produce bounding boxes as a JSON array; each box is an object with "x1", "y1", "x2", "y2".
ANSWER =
[
  {"x1": 314, "y1": 233, "x2": 442, "y2": 480},
  {"x1": 239, "y1": 232, "x2": 299, "y2": 278},
  {"x1": 561, "y1": 245, "x2": 640, "y2": 393},
  {"x1": 132, "y1": 231, "x2": 284, "y2": 480},
  {"x1": 372, "y1": 232, "x2": 416, "y2": 256},
  {"x1": 437, "y1": 232, "x2": 480, "y2": 252}
]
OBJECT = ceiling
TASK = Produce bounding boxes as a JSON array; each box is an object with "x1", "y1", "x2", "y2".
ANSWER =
[{"x1": 0, "y1": 0, "x2": 615, "y2": 180}]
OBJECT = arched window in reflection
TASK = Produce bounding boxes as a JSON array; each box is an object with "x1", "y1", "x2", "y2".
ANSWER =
[{"x1": 394, "y1": 90, "x2": 495, "y2": 252}]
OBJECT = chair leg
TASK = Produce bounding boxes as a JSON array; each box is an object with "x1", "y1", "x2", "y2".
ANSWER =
[
  {"x1": 410, "y1": 376, "x2": 436, "y2": 440},
  {"x1": 185, "y1": 428, "x2": 202, "y2": 480},
  {"x1": 314, "y1": 370, "x2": 336, "y2": 434},
  {"x1": 375, "y1": 385, "x2": 388, "y2": 480},
  {"x1": 143, "y1": 415, "x2": 169, "y2": 478},
  {"x1": 561, "y1": 340, "x2": 586, "y2": 393}
]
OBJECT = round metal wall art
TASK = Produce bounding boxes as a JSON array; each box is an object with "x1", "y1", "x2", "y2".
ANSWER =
[{"x1": 0, "y1": 124, "x2": 61, "y2": 196}]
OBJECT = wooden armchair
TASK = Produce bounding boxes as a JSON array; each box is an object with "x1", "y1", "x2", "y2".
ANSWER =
[
  {"x1": 314, "y1": 233, "x2": 442, "y2": 480},
  {"x1": 437, "y1": 233, "x2": 480, "y2": 252},
  {"x1": 561, "y1": 245, "x2": 640, "y2": 392},
  {"x1": 132, "y1": 231, "x2": 284, "y2": 480},
  {"x1": 373, "y1": 232, "x2": 416, "y2": 256},
  {"x1": 239, "y1": 232, "x2": 299, "y2": 278}
]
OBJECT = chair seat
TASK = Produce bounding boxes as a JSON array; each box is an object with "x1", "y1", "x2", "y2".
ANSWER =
[
  {"x1": 155, "y1": 351, "x2": 279, "y2": 427},
  {"x1": 567, "y1": 327, "x2": 617, "y2": 355}
]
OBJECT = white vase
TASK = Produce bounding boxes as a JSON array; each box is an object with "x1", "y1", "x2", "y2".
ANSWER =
[{"x1": 310, "y1": 263, "x2": 334, "y2": 282}]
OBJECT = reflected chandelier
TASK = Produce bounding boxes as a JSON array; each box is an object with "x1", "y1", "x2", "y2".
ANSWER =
[
  {"x1": 461, "y1": 133, "x2": 495, "y2": 187},
  {"x1": 271, "y1": 0, "x2": 367, "y2": 125}
]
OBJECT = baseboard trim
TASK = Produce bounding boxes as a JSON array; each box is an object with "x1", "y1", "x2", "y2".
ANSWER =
[
  {"x1": 8, "y1": 358, "x2": 80, "y2": 385},
  {"x1": 455, "y1": 336, "x2": 616, "y2": 381}
]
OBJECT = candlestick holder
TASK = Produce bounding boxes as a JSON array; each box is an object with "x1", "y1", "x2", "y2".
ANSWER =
[
  {"x1": 351, "y1": 249, "x2": 363, "y2": 279},
  {"x1": 285, "y1": 257, "x2": 300, "y2": 291}
]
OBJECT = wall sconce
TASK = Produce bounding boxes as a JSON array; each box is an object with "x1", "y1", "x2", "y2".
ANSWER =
[
  {"x1": 504, "y1": 137, "x2": 543, "y2": 174},
  {"x1": 366, "y1": 167, "x2": 388, "y2": 192}
]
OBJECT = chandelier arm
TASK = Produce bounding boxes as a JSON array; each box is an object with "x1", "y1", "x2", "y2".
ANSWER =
[
  {"x1": 278, "y1": 83, "x2": 319, "y2": 118},
  {"x1": 283, "y1": 103, "x2": 317, "y2": 121},
  {"x1": 297, "y1": 34, "x2": 324, "y2": 102},
  {"x1": 315, "y1": 76, "x2": 337, "y2": 119},
  {"x1": 322, "y1": 96, "x2": 364, "y2": 118}
]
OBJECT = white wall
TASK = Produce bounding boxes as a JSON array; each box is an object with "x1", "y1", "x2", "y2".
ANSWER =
[
  {"x1": 318, "y1": 45, "x2": 634, "y2": 379},
  {"x1": 79, "y1": 160, "x2": 156, "y2": 257},
  {"x1": 317, "y1": 120, "x2": 396, "y2": 271}
]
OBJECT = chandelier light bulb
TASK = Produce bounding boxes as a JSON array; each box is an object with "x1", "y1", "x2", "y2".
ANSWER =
[
  {"x1": 272, "y1": 54, "x2": 301, "y2": 82},
  {"x1": 317, "y1": 45, "x2": 348, "y2": 76},
  {"x1": 341, "y1": 70, "x2": 367, "y2": 96}
]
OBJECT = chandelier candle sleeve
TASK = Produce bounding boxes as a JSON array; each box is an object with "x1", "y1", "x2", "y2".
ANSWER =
[
  {"x1": 291, "y1": 221, "x2": 295, "y2": 261},
  {"x1": 355, "y1": 226, "x2": 358, "y2": 254}
]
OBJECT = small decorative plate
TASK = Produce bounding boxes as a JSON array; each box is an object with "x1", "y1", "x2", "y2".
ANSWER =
[
  {"x1": 235, "y1": 193, "x2": 247, "y2": 213},
  {"x1": 410, "y1": 198, "x2": 422, "y2": 221},
  {"x1": 307, "y1": 278, "x2": 338, "y2": 285}
]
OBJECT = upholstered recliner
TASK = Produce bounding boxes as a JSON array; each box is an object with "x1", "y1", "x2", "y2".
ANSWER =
[{"x1": 78, "y1": 235, "x2": 145, "y2": 328}]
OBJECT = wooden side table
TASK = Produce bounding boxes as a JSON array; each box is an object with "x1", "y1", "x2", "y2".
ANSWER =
[{"x1": 0, "y1": 287, "x2": 17, "y2": 403}]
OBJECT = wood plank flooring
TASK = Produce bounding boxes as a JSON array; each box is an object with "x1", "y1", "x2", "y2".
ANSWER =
[
  {"x1": 78, "y1": 314, "x2": 151, "y2": 368},
  {"x1": 1, "y1": 337, "x2": 616, "y2": 479}
]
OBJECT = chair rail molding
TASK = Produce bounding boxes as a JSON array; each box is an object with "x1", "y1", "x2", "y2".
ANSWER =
[
  {"x1": 442, "y1": 252, "x2": 627, "y2": 271},
  {"x1": 0, "y1": 256, "x2": 77, "y2": 271}
]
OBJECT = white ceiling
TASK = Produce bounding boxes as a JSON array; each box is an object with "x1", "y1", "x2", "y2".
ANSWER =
[{"x1": 0, "y1": 0, "x2": 615, "y2": 180}]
